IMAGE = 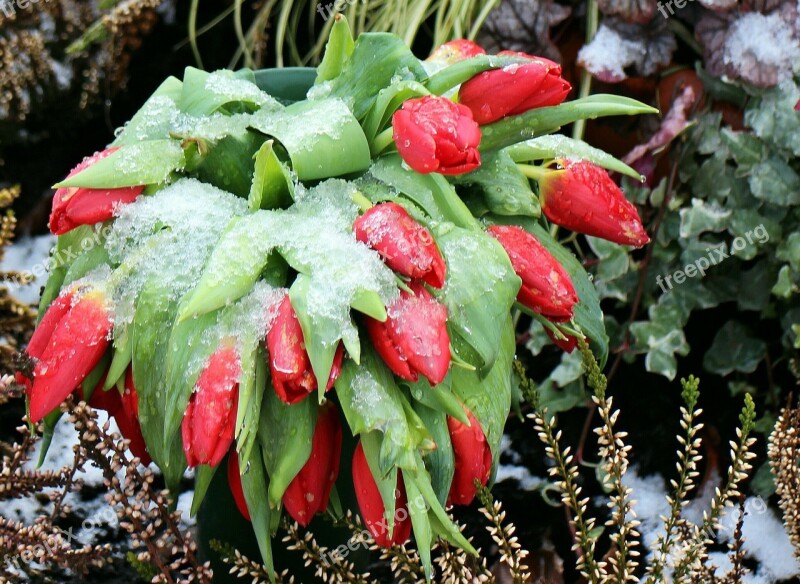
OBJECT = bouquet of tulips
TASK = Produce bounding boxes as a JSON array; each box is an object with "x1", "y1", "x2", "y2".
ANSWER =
[{"x1": 16, "y1": 16, "x2": 656, "y2": 578}]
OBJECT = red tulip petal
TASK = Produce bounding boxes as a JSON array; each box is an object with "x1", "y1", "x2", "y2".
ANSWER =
[
  {"x1": 26, "y1": 292, "x2": 74, "y2": 359},
  {"x1": 352, "y1": 442, "x2": 412, "y2": 548},
  {"x1": 228, "y1": 454, "x2": 251, "y2": 521},
  {"x1": 365, "y1": 316, "x2": 417, "y2": 381},
  {"x1": 29, "y1": 292, "x2": 111, "y2": 423},
  {"x1": 386, "y1": 283, "x2": 450, "y2": 386},
  {"x1": 447, "y1": 410, "x2": 493, "y2": 506}
]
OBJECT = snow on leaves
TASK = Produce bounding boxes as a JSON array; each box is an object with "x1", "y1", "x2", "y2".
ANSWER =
[
  {"x1": 578, "y1": 19, "x2": 676, "y2": 83},
  {"x1": 696, "y1": 3, "x2": 800, "y2": 87}
]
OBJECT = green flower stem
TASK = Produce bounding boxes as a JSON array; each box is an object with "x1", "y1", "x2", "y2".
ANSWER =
[
  {"x1": 425, "y1": 54, "x2": 529, "y2": 96},
  {"x1": 449, "y1": 348, "x2": 477, "y2": 371},
  {"x1": 351, "y1": 190, "x2": 374, "y2": 212},
  {"x1": 479, "y1": 95, "x2": 659, "y2": 152},
  {"x1": 371, "y1": 127, "x2": 396, "y2": 156},
  {"x1": 517, "y1": 163, "x2": 550, "y2": 181},
  {"x1": 571, "y1": 0, "x2": 598, "y2": 141}
]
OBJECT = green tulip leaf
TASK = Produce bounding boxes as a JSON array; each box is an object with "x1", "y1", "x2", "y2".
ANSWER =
[
  {"x1": 249, "y1": 140, "x2": 294, "y2": 211},
  {"x1": 180, "y1": 67, "x2": 281, "y2": 116},
  {"x1": 259, "y1": 389, "x2": 317, "y2": 508},
  {"x1": 434, "y1": 225, "x2": 521, "y2": 374},
  {"x1": 190, "y1": 464, "x2": 219, "y2": 517},
  {"x1": 55, "y1": 140, "x2": 185, "y2": 189},
  {"x1": 327, "y1": 32, "x2": 427, "y2": 120},
  {"x1": 480, "y1": 95, "x2": 659, "y2": 152},
  {"x1": 451, "y1": 315, "x2": 515, "y2": 475},
  {"x1": 130, "y1": 279, "x2": 187, "y2": 492},
  {"x1": 454, "y1": 150, "x2": 541, "y2": 217},
  {"x1": 239, "y1": 445, "x2": 275, "y2": 576},
  {"x1": 113, "y1": 76, "x2": 184, "y2": 146},
  {"x1": 250, "y1": 98, "x2": 371, "y2": 180},
  {"x1": 506, "y1": 135, "x2": 643, "y2": 180},
  {"x1": 410, "y1": 399, "x2": 455, "y2": 506},
  {"x1": 402, "y1": 471, "x2": 434, "y2": 579},
  {"x1": 335, "y1": 347, "x2": 418, "y2": 472},
  {"x1": 316, "y1": 14, "x2": 355, "y2": 84},
  {"x1": 289, "y1": 274, "x2": 348, "y2": 397}
]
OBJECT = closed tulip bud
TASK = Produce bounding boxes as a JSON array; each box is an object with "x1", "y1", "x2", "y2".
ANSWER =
[
  {"x1": 365, "y1": 282, "x2": 450, "y2": 386},
  {"x1": 427, "y1": 39, "x2": 486, "y2": 65},
  {"x1": 447, "y1": 409, "x2": 493, "y2": 506},
  {"x1": 352, "y1": 441, "x2": 412, "y2": 548},
  {"x1": 267, "y1": 294, "x2": 344, "y2": 405},
  {"x1": 458, "y1": 51, "x2": 571, "y2": 125},
  {"x1": 227, "y1": 454, "x2": 251, "y2": 521},
  {"x1": 487, "y1": 225, "x2": 578, "y2": 320},
  {"x1": 392, "y1": 96, "x2": 481, "y2": 176},
  {"x1": 181, "y1": 346, "x2": 240, "y2": 468},
  {"x1": 538, "y1": 160, "x2": 650, "y2": 248},
  {"x1": 283, "y1": 402, "x2": 343, "y2": 527},
  {"x1": 546, "y1": 328, "x2": 581, "y2": 353},
  {"x1": 114, "y1": 369, "x2": 152, "y2": 465},
  {"x1": 28, "y1": 291, "x2": 112, "y2": 423},
  {"x1": 50, "y1": 148, "x2": 145, "y2": 235},
  {"x1": 354, "y1": 202, "x2": 447, "y2": 289}
]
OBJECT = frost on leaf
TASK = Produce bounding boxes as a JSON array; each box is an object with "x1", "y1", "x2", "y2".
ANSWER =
[
  {"x1": 697, "y1": 6, "x2": 800, "y2": 87},
  {"x1": 479, "y1": 0, "x2": 571, "y2": 61},
  {"x1": 578, "y1": 20, "x2": 676, "y2": 83},
  {"x1": 597, "y1": 0, "x2": 656, "y2": 23}
]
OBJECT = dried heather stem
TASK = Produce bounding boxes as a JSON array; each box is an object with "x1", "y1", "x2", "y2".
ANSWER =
[
  {"x1": 578, "y1": 339, "x2": 640, "y2": 583},
  {"x1": 282, "y1": 517, "x2": 375, "y2": 584},
  {"x1": 645, "y1": 376, "x2": 704, "y2": 584},
  {"x1": 673, "y1": 394, "x2": 757, "y2": 581},
  {"x1": 768, "y1": 396, "x2": 800, "y2": 561},
  {"x1": 515, "y1": 359, "x2": 605, "y2": 583},
  {"x1": 475, "y1": 483, "x2": 530, "y2": 584}
]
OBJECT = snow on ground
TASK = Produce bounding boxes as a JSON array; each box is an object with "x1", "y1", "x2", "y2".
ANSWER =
[
  {"x1": 1, "y1": 233, "x2": 56, "y2": 306},
  {"x1": 624, "y1": 468, "x2": 800, "y2": 583}
]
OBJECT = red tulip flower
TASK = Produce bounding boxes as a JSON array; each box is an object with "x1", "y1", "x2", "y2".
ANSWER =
[
  {"x1": 352, "y1": 441, "x2": 412, "y2": 548},
  {"x1": 114, "y1": 369, "x2": 152, "y2": 465},
  {"x1": 447, "y1": 408, "x2": 493, "y2": 506},
  {"x1": 427, "y1": 39, "x2": 486, "y2": 64},
  {"x1": 538, "y1": 160, "x2": 650, "y2": 248},
  {"x1": 28, "y1": 291, "x2": 112, "y2": 423},
  {"x1": 487, "y1": 225, "x2": 578, "y2": 320},
  {"x1": 228, "y1": 454, "x2": 251, "y2": 521},
  {"x1": 365, "y1": 282, "x2": 450, "y2": 386},
  {"x1": 181, "y1": 346, "x2": 241, "y2": 468},
  {"x1": 266, "y1": 294, "x2": 344, "y2": 405},
  {"x1": 50, "y1": 148, "x2": 145, "y2": 235},
  {"x1": 392, "y1": 96, "x2": 481, "y2": 176},
  {"x1": 354, "y1": 202, "x2": 447, "y2": 289},
  {"x1": 283, "y1": 402, "x2": 343, "y2": 527},
  {"x1": 458, "y1": 51, "x2": 571, "y2": 125}
]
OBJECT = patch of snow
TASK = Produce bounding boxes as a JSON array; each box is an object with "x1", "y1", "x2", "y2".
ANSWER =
[
  {"x1": 577, "y1": 24, "x2": 644, "y2": 83},
  {"x1": 723, "y1": 13, "x2": 800, "y2": 83},
  {"x1": 177, "y1": 490, "x2": 197, "y2": 528},
  {"x1": 1, "y1": 234, "x2": 56, "y2": 306},
  {"x1": 495, "y1": 464, "x2": 546, "y2": 491},
  {"x1": 624, "y1": 467, "x2": 800, "y2": 582}
]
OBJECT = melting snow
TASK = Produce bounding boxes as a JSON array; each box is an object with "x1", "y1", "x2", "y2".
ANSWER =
[{"x1": 723, "y1": 13, "x2": 800, "y2": 84}]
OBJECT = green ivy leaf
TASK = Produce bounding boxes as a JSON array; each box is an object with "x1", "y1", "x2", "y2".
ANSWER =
[{"x1": 703, "y1": 321, "x2": 766, "y2": 376}]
